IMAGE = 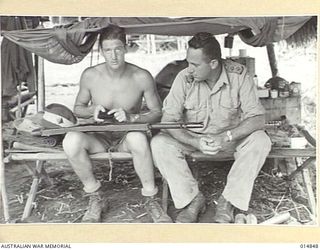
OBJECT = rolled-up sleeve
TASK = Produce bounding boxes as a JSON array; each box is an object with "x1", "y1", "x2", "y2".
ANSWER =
[
  {"x1": 239, "y1": 72, "x2": 265, "y2": 119},
  {"x1": 162, "y1": 71, "x2": 186, "y2": 122}
]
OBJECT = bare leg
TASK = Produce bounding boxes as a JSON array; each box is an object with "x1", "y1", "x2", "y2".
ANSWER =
[
  {"x1": 120, "y1": 132, "x2": 157, "y2": 196},
  {"x1": 62, "y1": 131, "x2": 106, "y2": 193}
]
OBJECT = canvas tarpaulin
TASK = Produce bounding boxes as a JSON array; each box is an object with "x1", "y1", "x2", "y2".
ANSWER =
[
  {"x1": 1, "y1": 16, "x2": 38, "y2": 97},
  {"x1": 1, "y1": 16, "x2": 312, "y2": 65}
]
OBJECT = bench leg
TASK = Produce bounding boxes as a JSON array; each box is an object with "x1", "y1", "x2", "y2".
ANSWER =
[
  {"x1": 287, "y1": 157, "x2": 315, "y2": 180},
  {"x1": 301, "y1": 167, "x2": 317, "y2": 217},
  {"x1": 162, "y1": 178, "x2": 169, "y2": 213},
  {"x1": 1, "y1": 168, "x2": 10, "y2": 222},
  {"x1": 21, "y1": 160, "x2": 45, "y2": 221},
  {"x1": 1, "y1": 140, "x2": 10, "y2": 222}
]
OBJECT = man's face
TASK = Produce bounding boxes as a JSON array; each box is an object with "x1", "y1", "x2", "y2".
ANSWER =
[
  {"x1": 101, "y1": 39, "x2": 126, "y2": 69},
  {"x1": 186, "y1": 47, "x2": 214, "y2": 82}
]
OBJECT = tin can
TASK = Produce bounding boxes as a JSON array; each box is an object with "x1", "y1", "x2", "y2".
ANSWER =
[
  {"x1": 290, "y1": 82, "x2": 301, "y2": 96},
  {"x1": 270, "y1": 89, "x2": 278, "y2": 98}
]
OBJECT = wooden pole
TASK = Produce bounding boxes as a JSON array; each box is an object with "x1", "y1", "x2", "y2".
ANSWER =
[
  {"x1": 36, "y1": 22, "x2": 46, "y2": 112},
  {"x1": 16, "y1": 82, "x2": 22, "y2": 118},
  {"x1": 21, "y1": 160, "x2": 44, "y2": 220},
  {"x1": 37, "y1": 56, "x2": 45, "y2": 112},
  {"x1": 302, "y1": 168, "x2": 317, "y2": 217},
  {"x1": 151, "y1": 35, "x2": 156, "y2": 55},
  {"x1": 0, "y1": 141, "x2": 10, "y2": 222},
  {"x1": 146, "y1": 35, "x2": 150, "y2": 54},
  {"x1": 266, "y1": 44, "x2": 278, "y2": 77},
  {"x1": 260, "y1": 212, "x2": 291, "y2": 225}
]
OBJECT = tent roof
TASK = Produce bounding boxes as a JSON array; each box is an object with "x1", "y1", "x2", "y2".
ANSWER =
[{"x1": 2, "y1": 16, "x2": 316, "y2": 64}]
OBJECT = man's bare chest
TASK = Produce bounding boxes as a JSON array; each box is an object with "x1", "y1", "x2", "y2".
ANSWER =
[{"x1": 90, "y1": 80, "x2": 142, "y2": 109}]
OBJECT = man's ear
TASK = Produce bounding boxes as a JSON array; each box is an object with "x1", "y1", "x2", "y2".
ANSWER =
[{"x1": 209, "y1": 59, "x2": 219, "y2": 69}]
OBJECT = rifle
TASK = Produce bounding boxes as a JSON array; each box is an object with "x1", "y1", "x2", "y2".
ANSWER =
[{"x1": 32, "y1": 122, "x2": 204, "y2": 136}]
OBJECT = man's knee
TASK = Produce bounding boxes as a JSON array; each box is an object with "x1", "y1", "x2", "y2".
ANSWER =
[
  {"x1": 150, "y1": 133, "x2": 170, "y2": 155},
  {"x1": 63, "y1": 131, "x2": 86, "y2": 155},
  {"x1": 125, "y1": 132, "x2": 149, "y2": 152},
  {"x1": 248, "y1": 130, "x2": 272, "y2": 153}
]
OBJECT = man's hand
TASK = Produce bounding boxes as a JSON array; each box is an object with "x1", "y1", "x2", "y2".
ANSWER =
[
  {"x1": 198, "y1": 136, "x2": 222, "y2": 155},
  {"x1": 93, "y1": 104, "x2": 106, "y2": 123},
  {"x1": 108, "y1": 108, "x2": 130, "y2": 123}
]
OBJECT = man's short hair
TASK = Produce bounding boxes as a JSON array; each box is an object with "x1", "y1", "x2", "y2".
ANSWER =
[
  {"x1": 99, "y1": 24, "x2": 126, "y2": 48},
  {"x1": 188, "y1": 32, "x2": 221, "y2": 61}
]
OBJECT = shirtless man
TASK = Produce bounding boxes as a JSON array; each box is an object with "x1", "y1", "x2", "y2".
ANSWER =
[{"x1": 62, "y1": 25, "x2": 172, "y2": 223}]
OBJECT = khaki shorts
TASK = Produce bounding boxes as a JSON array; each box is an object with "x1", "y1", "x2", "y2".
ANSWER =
[{"x1": 88, "y1": 131, "x2": 127, "y2": 151}]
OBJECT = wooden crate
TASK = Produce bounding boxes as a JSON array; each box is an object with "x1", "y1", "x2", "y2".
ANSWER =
[{"x1": 260, "y1": 96, "x2": 301, "y2": 124}]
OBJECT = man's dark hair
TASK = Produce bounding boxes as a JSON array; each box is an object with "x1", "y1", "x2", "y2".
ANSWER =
[
  {"x1": 98, "y1": 24, "x2": 126, "y2": 48},
  {"x1": 188, "y1": 32, "x2": 221, "y2": 61}
]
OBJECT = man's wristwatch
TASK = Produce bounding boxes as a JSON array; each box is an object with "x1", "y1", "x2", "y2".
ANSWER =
[
  {"x1": 226, "y1": 130, "x2": 233, "y2": 142},
  {"x1": 131, "y1": 114, "x2": 140, "y2": 122}
]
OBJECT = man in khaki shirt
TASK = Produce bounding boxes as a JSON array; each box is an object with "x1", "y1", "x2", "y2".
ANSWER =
[{"x1": 151, "y1": 32, "x2": 272, "y2": 223}]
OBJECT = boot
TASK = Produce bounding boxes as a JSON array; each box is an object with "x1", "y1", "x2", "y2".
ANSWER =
[
  {"x1": 212, "y1": 195, "x2": 235, "y2": 223},
  {"x1": 144, "y1": 197, "x2": 173, "y2": 223},
  {"x1": 175, "y1": 192, "x2": 206, "y2": 223},
  {"x1": 82, "y1": 190, "x2": 107, "y2": 223}
]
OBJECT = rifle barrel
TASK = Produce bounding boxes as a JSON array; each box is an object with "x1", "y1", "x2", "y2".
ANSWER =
[
  {"x1": 40, "y1": 122, "x2": 203, "y2": 136},
  {"x1": 150, "y1": 123, "x2": 203, "y2": 129}
]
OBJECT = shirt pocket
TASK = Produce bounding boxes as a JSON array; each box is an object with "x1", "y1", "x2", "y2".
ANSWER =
[
  {"x1": 184, "y1": 98, "x2": 207, "y2": 122},
  {"x1": 217, "y1": 91, "x2": 240, "y2": 123}
]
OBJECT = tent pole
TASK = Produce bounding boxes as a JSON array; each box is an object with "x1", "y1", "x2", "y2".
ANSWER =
[
  {"x1": 35, "y1": 21, "x2": 45, "y2": 112},
  {"x1": 266, "y1": 44, "x2": 278, "y2": 77},
  {"x1": 0, "y1": 142, "x2": 10, "y2": 222},
  {"x1": 151, "y1": 35, "x2": 156, "y2": 55},
  {"x1": 37, "y1": 56, "x2": 45, "y2": 112}
]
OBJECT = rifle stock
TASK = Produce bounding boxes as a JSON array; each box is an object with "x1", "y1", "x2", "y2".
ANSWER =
[{"x1": 39, "y1": 122, "x2": 203, "y2": 136}]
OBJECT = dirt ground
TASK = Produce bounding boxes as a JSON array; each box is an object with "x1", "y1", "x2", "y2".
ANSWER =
[{"x1": 1, "y1": 152, "x2": 316, "y2": 225}]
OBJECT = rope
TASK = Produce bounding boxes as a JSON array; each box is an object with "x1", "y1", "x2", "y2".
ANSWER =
[{"x1": 107, "y1": 147, "x2": 114, "y2": 181}]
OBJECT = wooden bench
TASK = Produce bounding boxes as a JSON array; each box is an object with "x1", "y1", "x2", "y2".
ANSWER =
[
  {"x1": 161, "y1": 147, "x2": 317, "y2": 217},
  {"x1": 3, "y1": 145, "x2": 316, "y2": 222}
]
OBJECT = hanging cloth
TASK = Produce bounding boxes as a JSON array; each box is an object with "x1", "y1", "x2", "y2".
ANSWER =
[{"x1": 1, "y1": 16, "x2": 37, "y2": 97}]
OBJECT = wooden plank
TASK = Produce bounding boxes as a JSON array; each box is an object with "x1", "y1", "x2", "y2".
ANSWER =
[
  {"x1": 6, "y1": 147, "x2": 315, "y2": 163},
  {"x1": 12, "y1": 142, "x2": 62, "y2": 153},
  {"x1": 189, "y1": 147, "x2": 316, "y2": 161},
  {"x1": 8, "y1": 152, "x2": 133, "y2": 161},
  {"x1": 268, "y1": 148, "x2": 316, "y2": 158}
]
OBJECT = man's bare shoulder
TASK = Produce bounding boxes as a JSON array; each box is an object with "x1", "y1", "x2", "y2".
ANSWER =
[
  {"x1": 80, "y1": 64, "x2": 104, "y2": 86},
  {"x1": 127, "y1": 63, "x2": 153, "y2": 85}
]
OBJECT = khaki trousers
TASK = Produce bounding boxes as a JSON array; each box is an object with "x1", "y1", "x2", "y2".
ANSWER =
[{"x1": 151, "y1": 130, "x2": 271, "y2": 210}]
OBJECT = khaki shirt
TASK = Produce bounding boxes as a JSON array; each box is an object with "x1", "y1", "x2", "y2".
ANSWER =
[{"x1": 162, "y1": 59, "x2": 265, "y2": 135}]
